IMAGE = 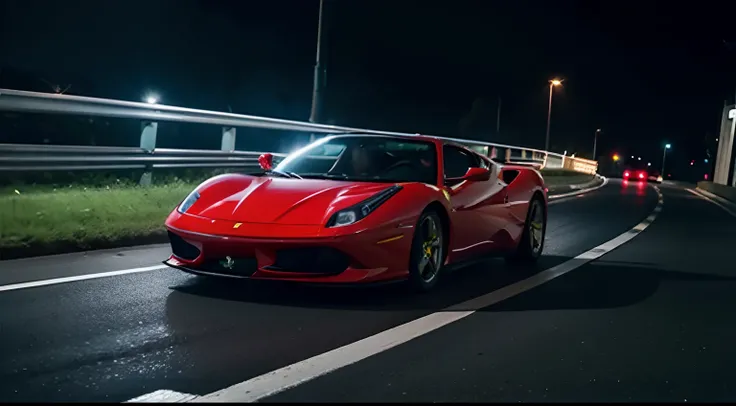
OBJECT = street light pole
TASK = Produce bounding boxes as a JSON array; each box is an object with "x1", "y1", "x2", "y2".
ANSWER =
[
  {"x1": 309, "y1": 0, "x2": 326, "y2": 135},
  {"x1": 545, "y1": 78, "x2": 562, "y2": 151},
  {"x1": 593, "y1": 128, "x2": 601, "y2": 159},
  {"x1": 661, "y1": 143, "x2": 671, "y2": 176},
  {"x1": 545, "y1": 83, "x2": 553, "y2": 151}
]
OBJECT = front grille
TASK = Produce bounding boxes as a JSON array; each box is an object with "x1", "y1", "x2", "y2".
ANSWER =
[
  {"x1": 200, "y1": 257, "x2": 259, "y2": 277},
  {"x1": 270, "y1": 247, "x2": 350, "y2": 275},
  {"x1": 168, "y1": 231, "x2": 200, "y2": 260}
]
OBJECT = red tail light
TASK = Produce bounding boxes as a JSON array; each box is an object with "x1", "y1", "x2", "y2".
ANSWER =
[
  {"x1": 623, "y1": 171, "x2": 630, "y2": 178},
  {"x1": 638, "y1": 172, "x2": 645, "y2": 179}
]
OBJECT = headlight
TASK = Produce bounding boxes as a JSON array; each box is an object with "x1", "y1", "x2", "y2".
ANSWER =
[
  {"x1": 177, "y1": 190, "x2": 200, "y2": 214},
  {"x1": 326, "y1": 185, "x2": 402, "y2": 227}
]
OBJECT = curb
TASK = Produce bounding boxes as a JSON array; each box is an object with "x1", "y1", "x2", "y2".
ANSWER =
[
  {"x1": 694, "y1": 187, "x2": 736, "y2": 209},
  {"x1": 688, "y1": 187, "x2": 736, "y2": 218},
  {"x1": 547, "y1": 174, "x2": 605, "y2": 196},
  {"x1": 696, "y1": 183, "x2": 736, "y2": 206}
]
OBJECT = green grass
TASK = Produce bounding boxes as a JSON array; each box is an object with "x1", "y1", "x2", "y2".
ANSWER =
[{"x1": 0, "y1": 182, "x2": 196, "y2": 251}]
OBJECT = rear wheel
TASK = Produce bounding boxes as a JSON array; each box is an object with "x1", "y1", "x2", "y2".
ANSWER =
[
  {"x1": 407, "y1": 210, "x2": 445, "y2": 292},
  {"x1": 506, "y1": 195, "x2": 546, "y2": 264}
]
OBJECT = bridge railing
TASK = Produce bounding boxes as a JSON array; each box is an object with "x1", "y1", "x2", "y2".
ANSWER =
[{"x1": 0, "y1": 88, "x2": 597, "y2": 184}]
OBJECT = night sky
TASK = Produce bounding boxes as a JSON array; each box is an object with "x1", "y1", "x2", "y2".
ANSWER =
[{"x1": 1, "y1": 0, "x2": 735, "y2": 177}]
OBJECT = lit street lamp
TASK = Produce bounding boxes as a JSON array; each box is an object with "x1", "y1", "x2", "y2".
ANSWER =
[
  {"x1": 661, "y1": 143, "x2": 671, "y2": 177},
  {"x1": 144, "y1": 93, "x2": 159, "y2": 104},
  {"x1": 545, "y1": 78, "x2": 563, "y2": 151}
]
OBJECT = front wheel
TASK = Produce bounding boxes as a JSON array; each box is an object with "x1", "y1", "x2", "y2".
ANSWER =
[
  {"x1": 407, "y1": 210, "x2": 445, "y2": 293},
  {"x1": 506, "y1": 195, "x2": 546, "y2": 264}
]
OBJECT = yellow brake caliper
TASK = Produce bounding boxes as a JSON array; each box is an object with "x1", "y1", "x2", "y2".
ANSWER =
[{"x1": 422, "y1": 230, "x2": 437, "y2": 258}]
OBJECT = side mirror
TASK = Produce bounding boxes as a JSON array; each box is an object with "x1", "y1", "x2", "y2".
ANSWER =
[
  {"x1": 447, "y1": 167, "x2": 491, "y2": 183},
  {"x1": 463, "y1": 167, "x2": 492, "y2": 182},
  {"x1": 258, "y1": 153, "x2": 274, "y2": 171}
]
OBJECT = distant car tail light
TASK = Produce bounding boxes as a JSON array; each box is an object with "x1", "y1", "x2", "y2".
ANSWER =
[
  {"x1": 623, "y1": 171, "x2": 630, "y2": 178},
  {"x1": 638, "y1": 172, "x2": 645, "y2": 179}
]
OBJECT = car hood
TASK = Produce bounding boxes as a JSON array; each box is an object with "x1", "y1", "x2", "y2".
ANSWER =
[{"x1": 196, "y1": 176, "x2": 395, "y2": 225}]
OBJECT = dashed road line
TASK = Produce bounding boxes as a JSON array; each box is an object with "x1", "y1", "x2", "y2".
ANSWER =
[{"x1": 126, "y1": 389, "x2": 198, "y2": 403}]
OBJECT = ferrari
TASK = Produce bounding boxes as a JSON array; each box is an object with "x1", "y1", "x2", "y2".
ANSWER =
[{"x1": 163, "y1": 133, "x2": 548, "y2": 292}]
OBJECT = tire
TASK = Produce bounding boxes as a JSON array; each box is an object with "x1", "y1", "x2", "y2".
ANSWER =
[
  {"x1": 407, "y1": 210, "x2": 446, "y2": 293},
  {"x1": 506, "y1": 195, "x2": 546, "y2": 264}
]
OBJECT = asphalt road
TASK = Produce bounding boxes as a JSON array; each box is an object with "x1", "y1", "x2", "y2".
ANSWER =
[{"x1": 2, "y1": 179, "x2": 733, "y2": 402}]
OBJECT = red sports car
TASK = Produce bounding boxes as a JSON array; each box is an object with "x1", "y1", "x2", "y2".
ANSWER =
[
  {"x1": 623, "y1": 164, "x2": 662, "y2": 183},
  {"x1": 163, "y1": 133, "x2": 548, "y2": 291}
]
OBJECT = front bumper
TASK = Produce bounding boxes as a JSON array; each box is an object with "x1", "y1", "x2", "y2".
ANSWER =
[{"x1": 163, "y1": 212, "x2": 416, "y2": 284}]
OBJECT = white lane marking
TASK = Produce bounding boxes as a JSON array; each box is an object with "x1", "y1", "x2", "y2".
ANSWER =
[
  {"x1": 548, "y1": 176, "x2": 608, "y2": 204},
  {"x1": 127, "y1": 389, "x2": 198, "y2": 403},
  {"x1": 0, "y1": 264, "x2": 168, "y2": 293},
  {"x1": 129, "y1": 184, "x2": 662, "y2": 403},
  {"x1": 686, "y1": 188, "x2": 736, "y2": 218}
]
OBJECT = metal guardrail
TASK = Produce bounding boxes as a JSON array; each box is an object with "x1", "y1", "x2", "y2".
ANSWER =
[
  {"x1": 0, "y1": 88, "x2": 597, "y2": 183},
  {"x1": 0, "y1": 143, "x2": 287, "y2": 172}
]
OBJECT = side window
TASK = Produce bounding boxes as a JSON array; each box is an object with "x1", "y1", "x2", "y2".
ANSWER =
[{"x1": 443, "y1": 145, "x2": 479, "y2": 181}]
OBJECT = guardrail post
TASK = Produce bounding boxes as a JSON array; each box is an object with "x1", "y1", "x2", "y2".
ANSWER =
[
  {"x1": 221, "y1": 127, "x2": 236, "y2": 151},
  {"x1": 505, "y1": 148, "x2": 511, "y2": 163},
  {"x1": 139, "y1": 121, "x2": 158, "y2": 186},
  {"x1": 521, "y1": 150, "x2": 527, "y2": 159}
]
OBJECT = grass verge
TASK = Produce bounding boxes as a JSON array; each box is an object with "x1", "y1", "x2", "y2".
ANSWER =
[{"x1": 0, "y1": 182, "x2": 196, "y2": 259}]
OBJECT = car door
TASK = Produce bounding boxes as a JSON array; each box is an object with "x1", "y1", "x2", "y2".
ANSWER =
[{"x1": 442, "y1": 144, "x2": 507, "y2": 261}]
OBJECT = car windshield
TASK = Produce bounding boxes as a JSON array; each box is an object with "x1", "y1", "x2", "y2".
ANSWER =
[{"x1": 274, "y1": 135, "x2": 438, "y2": 184}]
